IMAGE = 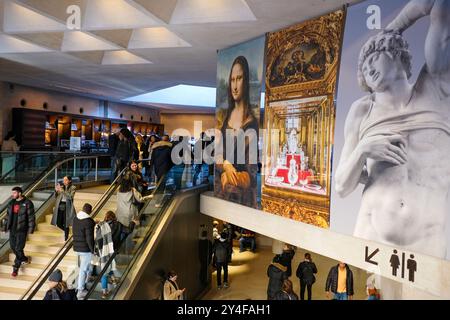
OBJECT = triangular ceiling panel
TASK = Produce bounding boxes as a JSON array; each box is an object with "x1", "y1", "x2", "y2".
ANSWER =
[
  {"x1": 68, "y1": 51, "x2": 105, "y2": 64},
  {"x1": 11, "y1": 32, "x2": 64, "y2": 51},
  {"x1": 83, "y1": 0, "x2": 159, "y2": 30},
  {"x1": 61, "y1": 31, "x2": 120, "y2": 52},
  {"x1": 91, "y1": 29, "x2": 133, "y2": 48},
  {"x1": 128, "y1": 27, "x2": 191, "y2": 49},
  {"x1": 170, "y1": 0, "x2": 257, "y2": 24},
  {"x1": 0, "y1": 34, "x2": 52, "y2": 53},
  {"x1": 17, "y1": 0, "x2": 86, "y2": 22},
  {"x1": 102, "y1": 50, "x2": 152, "y2": 65},
  {"x1": 3, "y1": 0, "x2": 66, "y2": 33},
  {"x1": 132, "y1": 0, "x2": 178, "y2": 24}
]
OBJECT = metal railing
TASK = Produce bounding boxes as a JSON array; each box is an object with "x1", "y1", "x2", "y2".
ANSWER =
[
  {"x1": 20, "y1": 158, "x2": 154, "y2": 300},
  {"x1": 0, "y1": 154, "x2": 111, "y2": 258}
]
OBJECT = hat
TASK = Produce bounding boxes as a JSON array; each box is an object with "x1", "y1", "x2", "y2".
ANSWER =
[{"x1": 49, "y1": 269, "x2": 63, "y2": 282}]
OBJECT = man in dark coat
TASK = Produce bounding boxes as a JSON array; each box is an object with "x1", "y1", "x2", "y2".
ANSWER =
[
  {"x1": 212, "y1": 231, "x2": 230, "y2": 289},
  {"x1": 267, "y1": 255, "x2": 288, "y2": 300},
  {"x1": 109, "y1": 130, "x2": 120, "y2": 183},
  {"x1": 325, "y1": 262, "x2": 354, "y2": 300},
  {"x1": 115, "y1": 130, "x2": 131, "y2": 176},
  {"x1": 72, "y1": 203, "x2": 95, "y2": 299},
  {"x1": 6, "y1": 186, "x2": 35, "y2": 277},
  {"x1": 150, "y1": 135, "x2": 173, "y2": 181},
  {"x1": 296, "y1": 252, "x2": 318, "y2": 300}
]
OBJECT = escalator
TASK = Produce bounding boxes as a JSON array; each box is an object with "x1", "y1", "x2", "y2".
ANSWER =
[
  {"x1": 0, "y1": 154, "x2": 112, "y2": 299},
  {"x1": 23, "y1": 164, "x2": 211, "y2": 300}
]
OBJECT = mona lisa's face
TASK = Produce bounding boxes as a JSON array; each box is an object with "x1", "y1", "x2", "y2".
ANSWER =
[{"x1": 230, "y1": 63, "x2": 244, "y2": 103}]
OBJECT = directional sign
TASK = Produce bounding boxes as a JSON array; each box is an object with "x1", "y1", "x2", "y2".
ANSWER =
[{"x1": 365, "y1": 246, "x2": 379, "y2": 265}]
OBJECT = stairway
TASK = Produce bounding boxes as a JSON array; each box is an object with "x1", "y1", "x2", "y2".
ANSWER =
[{"x1": 0, "y1": 185, "x2": 114, "y2": 300}]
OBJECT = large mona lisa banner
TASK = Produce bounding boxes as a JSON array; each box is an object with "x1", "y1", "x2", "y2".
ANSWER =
[
  {"x1": 214, "y1": 36, "x2": 265, "y2": 209},
  {"x1": 262, "y1": 10, "x2": 345, "y2": 228}
]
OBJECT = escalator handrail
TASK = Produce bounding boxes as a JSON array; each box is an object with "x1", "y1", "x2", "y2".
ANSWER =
[
  {"x1": 20, "y1": 166, "x2": 126, "y2": 300},
  {"x1": 83, "y1": 173, "x2": 173, "y2": 300},
  {"x1": 84, "y1": 165, "x2": 207, "y2": 300},
  {"x1": 0, "y1": 154, "x2": 109, "y2": 223},
  {"x1": 21, "y1": 158, "x2": 155, "y2": 300}
]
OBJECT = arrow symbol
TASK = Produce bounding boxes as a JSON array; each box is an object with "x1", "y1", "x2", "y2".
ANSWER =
[{"x1": 365, "y1": 246, "x2": 379, "y2": 265}]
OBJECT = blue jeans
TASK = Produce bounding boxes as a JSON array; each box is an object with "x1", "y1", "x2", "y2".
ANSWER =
[
  {"x1": 334, "y1": 292, "x2": 348, "y2": 300},
  {"x1": 76, "y1": 252, "x2": 92, "y2": 291},
  {"x1": 101, "y1": 271, "x2": 114, "y2": 290}
]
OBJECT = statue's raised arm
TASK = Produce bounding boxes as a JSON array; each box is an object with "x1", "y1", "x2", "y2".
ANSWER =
[{"x1": 387, "y1": 0, "x2": 450, "y2": 79}]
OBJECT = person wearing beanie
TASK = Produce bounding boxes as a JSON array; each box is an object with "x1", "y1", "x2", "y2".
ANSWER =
[
  {"x1": 43, "y1": 269, "x2": 77, "y2": 300},
  {"x1": 212, "y1": 231, "x2": 230, "y2": 289}
]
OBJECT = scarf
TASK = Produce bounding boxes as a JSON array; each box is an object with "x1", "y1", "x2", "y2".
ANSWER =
[{"x1": 96, "y1": 221, "x2": 115, "y2": 269}]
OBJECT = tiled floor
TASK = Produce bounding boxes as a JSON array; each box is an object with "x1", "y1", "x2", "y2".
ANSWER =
[{"x1": 203, "y1": 245, "x2": 368, "y2": 300}]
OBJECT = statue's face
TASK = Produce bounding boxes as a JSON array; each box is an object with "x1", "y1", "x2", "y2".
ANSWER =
[{"x1": 362, "y1": 51, "x2": 403, "y2": 92}]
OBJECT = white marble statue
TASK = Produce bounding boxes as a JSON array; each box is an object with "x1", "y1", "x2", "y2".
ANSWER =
[{"x1": 335, "y1": 0, "x2": 450, "y2": 260}]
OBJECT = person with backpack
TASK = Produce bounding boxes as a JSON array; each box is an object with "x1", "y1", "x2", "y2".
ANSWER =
[
  {"x1": 212, "y1": 231, "x2": 230, "y2": 289},
  {"x1": 296, "y1": 252, "x2": 318, "y2": 300},
  {"x1": 6, "y1": 186, "x2": 35, "y2": 277},
  {"x1": 43, "y1": 269, "x2": 77, "y2": 300},
  {"x1": 72, "y1": 203, "x2": 95, "y2": 299}
]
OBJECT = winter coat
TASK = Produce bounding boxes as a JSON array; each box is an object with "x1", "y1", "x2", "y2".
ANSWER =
[
  {"x1": 279, "y1": 249, "x2": 295, "y2": 277},
  {"x1": 267, "y1": 263, "x2": 288, "y2": 299},
  {"x1": 296, "y1": 260, "x2": 318, "y2": 285},
  {"x1": 43, "y1": 287, "x2": 77, "y2": 300},
  {"x1": 109, "y1": 134, "x2": 119, "y2": 157},
  {"x1": 212, "y1": 238, "x2": 229, "y2": 264},
  {"x1": 116, "y1": 188, "x2": 149, "y2": 228},
  {"x1": 51, "y1": 184, "x2": 76, "y2": 229},
  {"x1": 72, "y1": 211, "x2": 95, "y2": 253},
  {"x1": 163, "y1": 280, "x2": 183, "y2": 300},
  {"x1": 150, "y1": 141, "x2": 173, "y2": 179},
  {"x1": 325, "y1": 264, "x2": 354, "y2": 296},
  {"x1": 274, "y1": 290, "x2": 299, "y2": 300},
  {"x1": 6, "y1": 197, "x2": 35, "y2": 234},
  {"x1": 115, "y1": 139, "x2": 131, "y2": 163}
]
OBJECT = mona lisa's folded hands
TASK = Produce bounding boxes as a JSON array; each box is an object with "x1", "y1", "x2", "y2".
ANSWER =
[
  {"x1": 223, "y1": 161, "x2": 238, "y2": 186},
  {"x1": 221, "y1": 171, "x2": 251, "y2": 189}
]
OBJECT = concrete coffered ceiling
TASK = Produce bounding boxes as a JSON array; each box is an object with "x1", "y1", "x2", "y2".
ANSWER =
[{"x1": 0, "y1": 0, "x2": 361, "y2": 113}]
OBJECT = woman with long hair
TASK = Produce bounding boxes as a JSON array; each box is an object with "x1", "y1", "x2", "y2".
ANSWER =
[
  {"x1": 274, "y1": 279, "x2": 299, "y2": 300},
  {"x1": 215, "y1": 56, "x2": 258, "y2": 207},
  {"x1": 51, "y1": 176, "x2": 76, "y2": 241}
]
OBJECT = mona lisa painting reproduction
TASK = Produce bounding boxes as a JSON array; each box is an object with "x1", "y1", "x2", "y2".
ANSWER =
[{"x1": 214, "y1": 36, "x2": 265, "y2": 209}]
